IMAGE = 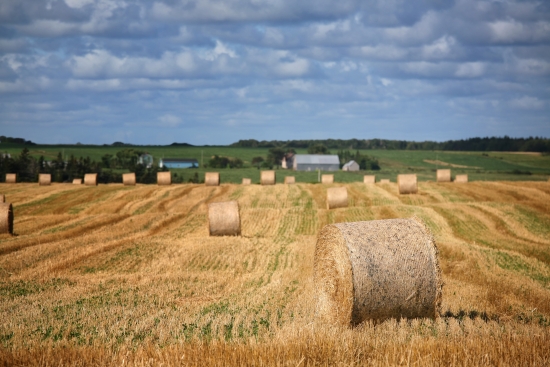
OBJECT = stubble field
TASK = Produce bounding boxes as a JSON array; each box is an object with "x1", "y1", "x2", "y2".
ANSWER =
[{"x1": 1, "y1": 181, "x2": 550, "y2": 366}]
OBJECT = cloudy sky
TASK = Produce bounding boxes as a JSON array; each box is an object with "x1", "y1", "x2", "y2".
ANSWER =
[{"x1": 0, "y1": 0, "x2": 549, "y2": 145}]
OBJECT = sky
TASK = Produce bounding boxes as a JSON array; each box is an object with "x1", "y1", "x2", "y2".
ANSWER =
[{"x1": 0, "y1": 0, "x2": 549, "y2": 145}]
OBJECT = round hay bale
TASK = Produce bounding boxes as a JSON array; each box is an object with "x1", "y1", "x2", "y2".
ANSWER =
[
  {"x1": 205, "y1": 172, "x2": 220, "y2": 186},
  {"x1": 261, "y1": 170, "x2": 275, "y2": 185},
  {"x1": 0, "y1": 203, "x2": 13, "y2": 235},
  {"x1": 0, "y1": 194, "x2": 4, "y2": 203},
  {"x1": 284, "y1": 176, "x2": 295, "y2": 184},
  {"x1": 38, "y1": 174, "x2": 51, "y2": 186},
  {"x1": 208, "y1": 201, "x2": 241, "y2": 236},
  {"x1": 72, "y1": 178, "x2": 82, "y2": 185},
  {"x1": 327, "y1": 187, "x2": 348, "y2": 209},
  {"x1": 380, "y1": 179, "x2": 390, "y2": 184},
  {"x1": 242, "y1": 178, "x2": 251, "y2": 185},
  {"x1": 314, "y1": 218, "x2": 442, "y2": 326},
  {"x1": 436, "y1": 169, "x2": 451, "y2": 182},
  {"x1": 157, "y1": 172, "x2": 171, "y2": 186},
  {"x1": 322, "y1": 174, "x2": 334, "y2": 184},
  {"x1": 363, "y1": 175, "x2": 375, "y2": 184},
  {"x1": 397, "y1": 174, "x2": 418, "y2": 194},
  {"x1": 84, "y1": 173, "x2": 98, "y2": 186},
  {"x1": 123, "y1": 173, "x2": 136, "y2": 186},
  {"x1": 455, "y1": 174, "x2": 468, "y2": 183},
  {"x1": 5, "y1": 174, "x2": 16, "y2": 184}
]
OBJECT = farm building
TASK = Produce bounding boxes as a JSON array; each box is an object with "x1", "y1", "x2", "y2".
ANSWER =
[
  {"x1": 293, "y1": 154, "x2": 340, "y2": 171},
  {"x1": 159, "y1": 158, "x2": 199, "y2": 169},
  {"x1": 281, "y1": 153, "x2": 295, "y2": 169},
  {"x1": 138, "y1": 154, "x2": 153, "y2": 168},
  {"x1": 342, "y1": 160, "x2": 360, "y2": 171}
]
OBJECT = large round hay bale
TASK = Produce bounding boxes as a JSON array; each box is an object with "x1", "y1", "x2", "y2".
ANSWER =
[
  {"x1": 327, "y1": 187, "x2": 348, "y2": 209},
  {"x1": 0, "y1": 194, "x2": 4, "y2": 203},
  {"x1": 314, "y1": 218, "x2": 442, "y2": 326},
  {"x1": 455, "y1": 174, "x2": 468, "y2": 183},
  {"x1": 208, "y1": 201, "x2": 241, "y2": 236},
  {"x1": 397, "y1": 174, "x2": 418, "y2": 194},
  {"x1": 205, "y1": 172, "x2": 220, "y2": 186},
  {"x1": 363, "y1": 175, "x2": 375, "y2": 184},
  {"x1": 242, "y1": 178, "x2": 251, "y2": 185},
  {"x1": 0, "y1": 203, "x2": 13, "y2": 235},
  {"x1": 322, "y1": 174, "x2": 334, "y2": 184},
  {"x1": 157, "y1": 172, "x2": 171, "y2": 185},
  {"x1": 284, "y1": 176, "x2": 295, "y2": 184},
  {"x1": 5, "y1": 174, "x2": 16, "y2": 184},
  {"x1": 123, "y1": 173, "x2": 136, "y2": 186},
  {"x1": 260, "y1": 170, "x2": 275, "y2": 185},
  {"x1": 436, "y1": 169, "x2": 451, "y2": 182},
  {"x1": 38, "y1": 174, "x2": 51, "y2": 186},
  {"x1": 379, "y1": 179, "x2": 390, "y2": 184},
  {"x1": 72, "y1": 178, "x2": 82, "y2": 185},
  {"x1": 84, "y1": 173, "x2": 98, "y2": 186}
]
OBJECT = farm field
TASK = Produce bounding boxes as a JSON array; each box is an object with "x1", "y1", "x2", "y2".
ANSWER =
[{"x1": 1, "y1": 180, "x2": 550, "y2": 365}]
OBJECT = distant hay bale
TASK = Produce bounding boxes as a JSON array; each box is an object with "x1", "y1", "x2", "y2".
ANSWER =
[
  {"x1": 455, "y1": 174, "x2": 468, "y2": 183},
  {"x1": 397, "y1": 174, "x2": 418, "y2": 194},
  {"x1": 363, "y1": 175, "x2": 375, "y2": 184},
  {"x1": 284, "y1": 176, "x2": 295, "y2": 184},
  {"x1": 205, "y1": 172, "x2": 220, "y2": 186},
  {"x1": 327, "y1": 187, "x2": 348, "y2": 209},
  {"x1": 322, "y1": 174, "x2": 334, "y2": 184},
  {"x1": 437, "y1": 169, "x2": 451, "y2": 182},
  {"x1": 313, "y1": 218, "x2": 442, "y2": 326},
  {"x1": 72, "y1": 179, "x2": 82, "y2": 185},
  {"x1": 123, "y1": 173, "x2": 136, "y2": 186},
  {"x1": 242, "y1": 178, "x2": 251, "y2": 185},
  {"x1": 0, "y1": 203, "x2": 13, "y2": 235},
  {"x1": 261, "y1": 170, "x2": 275, "y2": 185},
  {"x1": 38, "y1": 174, "x2": 51, "y2": 186},
  {"x1": 208, "y1": 201, "x2": 241, "y2": 236},
  {"x1": 157, "y1": 172, "x2": 171, "y2": 186},
  {"x1": 84, "y1": 173, "x2": 98, "y2": 186},
  {"x1": 5, "y1": 174, "x2": 16, "y2": 184},
  {"x1": 380, "y1": 179, "x2": 390, "y2": 184}
]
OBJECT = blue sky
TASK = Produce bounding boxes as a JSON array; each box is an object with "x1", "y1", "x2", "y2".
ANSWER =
[{"x1": 0, "y1": 0, "x2": 549, "y2": 145}]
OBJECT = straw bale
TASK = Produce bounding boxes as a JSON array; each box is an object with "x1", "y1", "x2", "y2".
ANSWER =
[
  {"x1": 261, "y1": 170, "x2": 275, "y2": 185},
  {"x1": 313, "y1": 217, "x2": 442, "y2": 326},
  {"x1": 5, "y1": 174, "x2": 16, "y2": 184},
  {"x1": 72, "y1": 179, "x2": 82, "y2": 185},
  {"x1": 322, "y1": 174, "x2": 334, "y2": 184},
  {"x1": 327, "y1": 187, "x2": 348, "y2": 209},
  {"x1": 205, "y1": 172, "x2": 220, "y2": 186},
  {"x1": 363, "y1": 175, "x2": 375, "y2": 184},
  {"x1": 397, "y1": 174, "x2": 418, "y2": 194},
  {"x1": 380, "y1": 179, "x2": 390, "y2": 184},
  {"x1": 455, "y1": 174, "x2": 468, "y2": 183},
  {"x1": 84, "y1": 173, "x2": 98, "y2": 186},
  {"x1": 437, "y1": 169, "x2": 451, "y2": 182},
  {"x1": 123, "y1": 173, "x2": 136, "y2": 186},
  {"x1": 157, "y1": 172, "x2": 171, "y2": 185},
  {"x1": 0, "y1": 194, "x2": 4, "y2": 203},
  {"x1": 208, "y1": 201, "x2": 241, "y2": 236},
  {"x1": 39, "y1": 174, "x2": 51, "y2": 186},
  {"x1": 284, "y1": 176, "x2": 295, "y2": 184},
  {"x1": 242, "y1": 178, "x2": 251, "y2": 185},
  {"x1": 0, "y1": 203, "x2": 13, "y2": 235}
]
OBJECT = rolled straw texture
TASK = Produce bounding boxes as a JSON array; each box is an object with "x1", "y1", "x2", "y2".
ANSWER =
[
  {"x1": 208, "y1": 201, "x2": 241, "y2": 236},
  {"x1": 123, "y1": 173, "x2": 136, "y2": 186},
  {"x1": 0, "y1": 194, "x2": 4, "y2": 203},
  {"x1": 322, "y1": 174, "x2": 334, "y2": 184},
  {"x1": 205, "y1": 172, "x2": 220, "y2": 186},
  {"x1": 5, "y1": 174, "x2": 16, "y2": 184},
  {"x1": 157, "y1": 172, "x2": 171, "y2": 185},
  {"x1": 84, "y1": 173, "x2": 98, "y2": 186},
  {"x1": 38, "y1": 174, "x2": 51, "y2": 186},
  {"x1": 363, "y1": 175, "x2": 375, "y2": 184},
  {"x1": 398, "y1": 174, "x2": 418, "y2": 194},
  {"x1": 314, "y1": 218, "x2": 442, "y2": 326},
  {"x1": 242, "y1": 178, "x2": 251, "y2": 185},
  {"x1": 284, "y1": 176, "x2": 295, "y2": 184},
  {"x1": 260, "y1": 170, "x2": 275, "y2": 185},
  {"x1": 327, "y1": 187, "x2": 348, "y2": 209},
  {"x1": 380, "y1": 179, "x2": 390, "y2": 184},
  {"x1": 436, "y1": 169, "x2": 451, "y2": 182},
  {"x1": 455, "y1": 174, "x2": 468, "y2": 183},
  {"x1": 0, "y1": 203, "x2": 13, "y2": 235},
  {"x1": 72, "y1": 179, "x2": 82, "y2": 185}
]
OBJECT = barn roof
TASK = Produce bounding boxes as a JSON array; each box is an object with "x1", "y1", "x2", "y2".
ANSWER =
[
  {"x1": 343, "y1": 160, "x2": 358, "y2": 168},
  {"x1": 294, "y1": 154, "x2": 340, "y2": 164},
  {"x1": 161, "y1": 158, "x2": 198, "y2": 163}
]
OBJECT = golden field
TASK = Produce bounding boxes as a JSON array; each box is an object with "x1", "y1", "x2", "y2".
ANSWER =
[{"x1": 1, "y1": 181, "x2": 549, "y2": 366}]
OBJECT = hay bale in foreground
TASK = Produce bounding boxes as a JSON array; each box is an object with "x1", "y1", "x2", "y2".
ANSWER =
[
  {"x1": 261, "y1": 170, "x2": 275, "y2": 185},
  {"x1": 380, "y1": 179, "x2": 390, "y2": 184},
  {"x1": 0, "y1": 203, "x2": 13, "y2": 235},
  {"x1": 242, "y1": 178, "x2": 251, "y2": 185},
  {"x1": 314, "y1": 218, "x2": 442, "y2": 326},
  {"x1": 363, "y1": 175, "x2": 375, "y2": 184},
  {"x1": 5, "y1": 174, "x2": 16, "y2": 184},
  {"x1": 72, "y1": 179, "x2": 82, "y2": 185},
  {"x1": 455, "y1": 174, "x2": 468, "y2": 183},
  {"x1": 205, "y1": 172, "x2": 220, "y2": 186},
  {"x1": 39, "y1": 174, "x2": 51, "y2": 186},
  {"x1": 284, "y1": 176, "x2": 295, "y2": 184},
  {"x1": 327, "y1": 187, "x2": 348, "y2": 209},
  {"x1": 0, "y1": 194, "x2": 4, "y2": 203},
  {"x1": 437, "y1": 169, "x2": 451, "y2": 182},
  {"x1": 322, "y1": 174, "x2": 334, "y2": 184},
  {"x1": 157, "y1": 172, "x2": 171, "y2": 186},
  {"x1": 208, "y1": 201, "x2": 241, "y2": 236},
  {"x1": 397, "y1": 174, "x2": 418, "y2": 194},
  {"x1": 84, "y1": 173, "x2": 98, "y2": 186},
  {"x1": 123, "y1": 173, "x2": 136, "y2": 186}
]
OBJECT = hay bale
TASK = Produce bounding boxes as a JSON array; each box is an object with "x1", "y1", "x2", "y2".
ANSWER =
[
  {"x1": 397, "y1": 174, "x2": 418, "y2": 194},
  {"x1": 123, "y1": 173, "x2": 136, "y2": 186},
  {"x1": 455, "y1": 174, "x2": 468, "y2": 183},
  {"x1": 322, "y1": 174, "x2": 334, "y2": 184},
  {"x1": 157, "y1": 172, "x2": 171, "y2": 185},
  {"x1": 327, "y1": 187, "x2": 348, "y2": 209},
  {"x1": 205, "y1": 172, "x2": 220, "y2": 186},
  {"x1": 284, "y1": 176, "x2": 295, "y2": 184},
  {"x1": 437, "y1": 169, "x2": 451, "y2": 182},
  {"x1": 313, "y1": 217, "x2": 442, "y2": 326},
  {"x1": 0, "y1": 203, "x2": 13, "y2": 235},
  {"x1": 363, "y1": 175, "x2": 375, "y2": 184},
  {"x1": 38, "y1": 174, "x2": 51, "y2": 186},
  {"x1": 380, "y1": 179, "x2": 390, "y2": 184},
  {"x1": 72, "y1": 179, "x2": 82, "y2": 185},
  {"x1": 208, "y1": 201, "x2": 241, "y2": 236},
  {"x1": 242, "y1": 178, "x2": 251, "y2": 185},
  {"x1": 261, "y1": 170, "x2": 275, "y2": 185},
  {"x1": 5, "y1": 174, "x2": 16, "y2": 184},
  {"x1": 84, "y1": 173, "x2": 98, "y2": 186},
  {"x1": 0, "y1": 194, "x2": 4, "y2": 203}
]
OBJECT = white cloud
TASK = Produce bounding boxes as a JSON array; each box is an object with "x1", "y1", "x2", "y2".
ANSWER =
[
  {"x1": 64, "y1": 0, "x2": 95, "y2": 9},
  {"x1": 510, "y1": 96, "x2": 544, "y2": 110},
  {"x1": 455, "y1": 62, "x2": 485, "y2": 78},
  {"x1": 158, "y1": 114, "x2": 183, "y2": 127},
  {"x1": 422, "y1": 35, "x2": 457, "y2": 59}
]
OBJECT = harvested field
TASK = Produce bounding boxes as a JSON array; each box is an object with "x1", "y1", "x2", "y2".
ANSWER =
[{"x1": 0, "y1": 181, "x2": 549, "y2": 366}]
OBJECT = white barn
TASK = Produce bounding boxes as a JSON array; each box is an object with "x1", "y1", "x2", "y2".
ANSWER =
[
  {"x1": 342, "y1": 160, "x2": 360, "y2": 171},
  {"x1": 293, "y1": 154, "x2": 340, "y2": 171}
]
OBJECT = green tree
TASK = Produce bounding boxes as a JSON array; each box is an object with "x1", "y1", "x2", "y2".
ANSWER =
[{"x1": 307, "y1": 144, "x2": 330, "y2": 154}]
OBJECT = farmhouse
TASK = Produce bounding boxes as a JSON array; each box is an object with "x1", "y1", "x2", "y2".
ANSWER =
[
  {"x1": 293, "y1": 154, "x2": 340, "y2": 171},
  {"x1": 138, "y1": 154, "x2": 153, "y2": 168},
  {"x1": 281, "y1": 153, "x2": 295, "y2": 169},
  {"x1": 159, "y1": 158, "x2": 199, "y2": 169},
  {"x1": 342, "y1": 160, "x2": 360, "y2": 171}
]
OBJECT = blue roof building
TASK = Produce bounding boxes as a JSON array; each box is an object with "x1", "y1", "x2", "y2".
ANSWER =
[{"x1": 160, "y1": 158, "x2": 199, "y2": 169}]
